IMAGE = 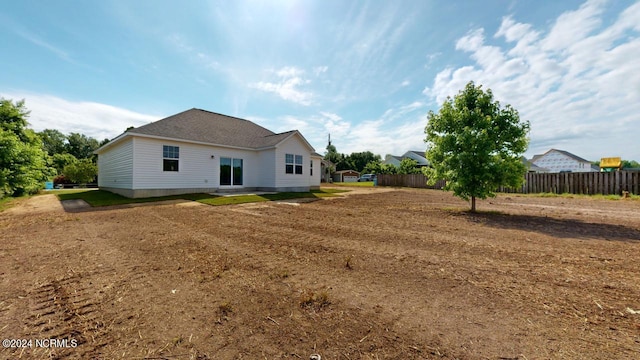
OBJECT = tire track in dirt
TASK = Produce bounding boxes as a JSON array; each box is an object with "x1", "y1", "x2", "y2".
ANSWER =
[
  {"x1": 21, "y1": 270, "x2": 111, "y2": 359},
  {"x1": 3, "y1": 213, "x2": 165, "y2": 359}
]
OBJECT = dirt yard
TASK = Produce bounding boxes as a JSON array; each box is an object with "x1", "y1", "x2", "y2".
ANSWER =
[{"x1": 1, "y1": 187, "x2": 639, "y2": 359}]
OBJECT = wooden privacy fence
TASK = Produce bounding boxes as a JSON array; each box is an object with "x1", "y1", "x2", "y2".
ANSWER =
[
  {"x1": 500, "y1": 171, "x2": 640, "y2": 195},
  {"x1": 377, "y1": 171, "x2": 640, "y2": 195},
  {"x1": 376, "y1": 174, "x2": 446, "y2": 189}
]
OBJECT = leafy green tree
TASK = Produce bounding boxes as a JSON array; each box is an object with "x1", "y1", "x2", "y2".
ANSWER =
[
  {"x1": 622, "y1": 160, "x2": 640, "y2": 169},
  {"x1": 323, "y1": 137, "x2": 344, "y2": 173},
  {"x1": 362, "y1": 160, "x2": 397, "y2": 175},
  {"x1": 65, "y1": 132, "x2": 99, "y2": 160},
  {"x1": 347, "y1": 151, "x2": 381, "y2": 172},
  {"x1": 397, "y1": 158, "x2": 421, "y2": 174},
  {"x1": 63, "y1": 158, "x2": 97, "y2": 185},
  {"x1": 0, "y1": 99, "x2": 54, "y2": 197},
  {"x1": 382, "y1": 163, "x2": 398, "y2": 174},
  {"x1": 362, "y1": 160, "x2": 382, "y2": 175},
  {"x1": 424, "y1": 82, "x2": 530, "y2": 212},
  {"x1": 324, "y1": 138, "x2": 339, "y2": 162},
  {"x1": 38, "y1": 129, "x2": 67, "y2": 156},
  {"x1": 0, "y1": 99, "x2": 30, "y2": 140},
  {"x1": 52, "y1": 153, "x2": 78, "y2": 174}
]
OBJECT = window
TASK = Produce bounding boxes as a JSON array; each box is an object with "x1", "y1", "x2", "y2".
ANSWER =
[
  {"x1": 163, "y1": 145, "x2": 179, "y2": 171},
  {"x1": 310, "y1": 160, "x2": 313, "y2": 176},
  {"x1": 220, "y1": 157, "x2": 231, "y2": 185},
  {"x1": 286, "y1": 154, "x2": 304, "y2": 175},
  {"x1": 233, "y1": 158, "x2": 243, "y2": 185},
  {"x1": 285, "y1": 154, "x2": 294, "y2": 174},
  {"x1": 295, "y1": 155, "x2": 303, "y2": 174}
]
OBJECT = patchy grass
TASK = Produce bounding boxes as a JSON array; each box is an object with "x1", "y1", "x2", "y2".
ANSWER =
[
  {"x1": 299, "y1": 290, "x2": 331, "y2": 310},
  {"x1": 197, "y1": 189, "x2": 345, "y2": 206},
  {"x1": 330, "y1": 181, "x2": 374, "y2": 187},
  {"x1": 57, "y1": 190, "x2": 216, "y2": 207},
  {"x1": 46, "y1": 188, "x2": 100, "y2": 195},
  {"x1": 0, "y1": 196, "x2": 18, "y2": 212},
  {"x1": 56, "y1": 189, "x2": 348, "y2": 207}
]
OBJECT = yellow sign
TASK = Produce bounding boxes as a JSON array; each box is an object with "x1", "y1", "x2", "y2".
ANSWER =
[{"x1": 600, "y1": 157, "x2": 621, "y2": 168}]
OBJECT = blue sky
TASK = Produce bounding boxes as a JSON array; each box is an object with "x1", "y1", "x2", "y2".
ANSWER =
[{"x1": 1, "y1": 0, "x2": 639, "y2": 161}]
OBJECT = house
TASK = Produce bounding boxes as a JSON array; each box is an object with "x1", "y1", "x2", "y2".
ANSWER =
[
  {"x1": 384, "y1": 150, "x2": 429, "y2": 168},
  {"x1": 95, "y1": 108, "x2": 321, "y2": 198},
  {"x1": 402, "y1": 150, "x2": 430, "y2": 167},
  {"x1": 320, "y1": 159, "x2": 334, "y2": 183},
  {"x1": 530, "y1": 149, "x2": 599, "y2": 173},
  {"x1": 521, "y1": 157, "x2": 548, "y2": 173},
  {"x1": 332, "y1": 170, "x2": 360, "y2": 183},
  {"x1": 383, "y1": 155, "x2": 403, "y2": 167}
]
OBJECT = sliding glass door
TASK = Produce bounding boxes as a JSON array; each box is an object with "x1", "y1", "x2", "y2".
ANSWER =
[
  {"x1": 233, "y1": 158, "x2": 243, "y2": 186},
  {"x1": 220, "y1": 157, "x2": 243, "y2": 186}
]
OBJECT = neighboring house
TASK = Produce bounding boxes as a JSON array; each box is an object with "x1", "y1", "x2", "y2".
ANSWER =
[
  {"x1": 383, "y1": 155, "x2": 403, "y2": 167},
  {"x1": 530, "y1": 149, "x2": 599, "y2": 173},
  {"x1": 320, "y1": 159, "x2": 334, "y2": 183},
  {"x1": 95, "y1": 108, "x2": 321, "y2": 198},
  {"x1": 383, "y1": 150, "x2": 430, "y2": 167},
  {"x1": 402, "y1": 150, "x2": 430, "y2": 167},
  {"x1": 521, "y1": 157, "x2": 548, "y2": 173},
  {"x1": 332, "y1": 170, "x2": 360, "y2": 183}
]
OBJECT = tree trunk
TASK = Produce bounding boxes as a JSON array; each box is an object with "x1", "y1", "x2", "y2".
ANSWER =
[{"x1": 471, "y1": 196, "x2": 476, "y2": 212}]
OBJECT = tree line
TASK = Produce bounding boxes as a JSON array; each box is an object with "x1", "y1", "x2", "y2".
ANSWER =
[
  {"x1": 1, "y1": 98, "x2": 108, "y2": 198},
  {"x1": 323, "y1": 140, "x2": 422, "y2": 176}
]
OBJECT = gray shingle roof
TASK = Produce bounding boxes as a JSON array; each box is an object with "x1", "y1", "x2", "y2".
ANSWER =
[
  {"x1": 531, "y1": 149, "x2": 593, "y2": 164},
  {"x1": 552, "y1": 149, "x2": 592, "y2": 163},
  {"x1": 129, "y1": 108, "x2": 296, "y2": 149}
]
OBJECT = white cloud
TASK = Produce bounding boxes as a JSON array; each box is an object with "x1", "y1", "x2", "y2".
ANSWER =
[
  {"x1": 167, "y1": 33, "x2": 222, "y2": 72},
  {"x1": 247, "y1": 103, "x2": 427, "y2": 157},
  {"x1": 423, "y1": 0, "x2": 640, "y2": 161},
  {"x1": 313, "y1": 66, "x2": 328, "y2": 76},
  {"x1": 456, "y1": 29, "x2": 485, "y2": 52},
  {"x1": 275, "y1": 66, "x2": 304, "y2": 78},
  {"x1": 401, "y1": 80, "x2": 410, "y2": 87},
  {"x1": 1, "y1": 92, "x2": 158, "y2": 141},
  {"x1": 315, "y1": 102, "x2": 427, "y2": 156},
  {"x1": 249, "y1": 66, "x2": 314, "y2": 105},
  {"x1": 320, "y1": 112, "x2": 351, "y2": 139},
  {"x1": 542, "y1": 0, "x2": 606, "y2": 52},
  {"x1": 17, "y1": 30, "x2": 71, "y2": 62}
]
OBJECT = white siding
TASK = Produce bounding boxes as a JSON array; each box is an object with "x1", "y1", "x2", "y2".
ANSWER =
[
  {"x1": 99, "y1": 134, "x2": 318, "y2": 193},
  {"x1": 97, "y1": 138, "x2": 133, "y2": 189},
  {"x1": 131, "y1": 137, "x2": 259, "y2": 189},
  {"x1": 309, "y1": 156, "x2": 321, "y2": 187},
  {"x1": 384, "y1": 155, "x2": 402, "y2": 167},
  {"x1": 532, "y1": 151, "x2": 597, "y2": 173},
  {"x1": 257, "y1": 149, "x2": 276, "y2": 188},
  {"x1": 274, "y1": 135, "x2": 314, "y2": 189}
]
